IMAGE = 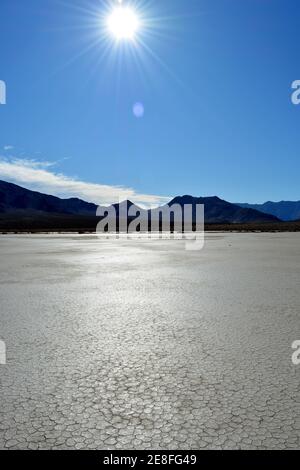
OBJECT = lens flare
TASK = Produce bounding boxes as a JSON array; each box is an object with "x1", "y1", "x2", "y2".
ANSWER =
[{"x1": 133, "y1": 102, "x2": 144, "y2": 118}]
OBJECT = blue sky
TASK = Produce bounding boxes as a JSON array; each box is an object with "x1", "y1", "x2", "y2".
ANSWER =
[{"x1": 0, "y1": 0, "x2": 300, "y2": 206}]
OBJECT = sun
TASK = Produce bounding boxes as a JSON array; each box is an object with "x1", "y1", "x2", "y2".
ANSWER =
[{"x1": 107, "y1": 5, "x2": 139, "y2": 40}]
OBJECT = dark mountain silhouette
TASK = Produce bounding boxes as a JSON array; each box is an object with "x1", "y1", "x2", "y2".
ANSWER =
[
  {"x1": 111, "y1": 200, "x2": 142, "y2": 216},
  {"x1": 237, "y1": 201, "x2": 300, "y2": 222},
  {"x1": 0, "y1": 181, "x2": 280, "y2": 230},
  {"x1": 108, "y1": 196, "x2": 279, "y2": 223},
  {"x1": 0, "y1": 180, "x2": 97, "y2": 215},
  {"x1": 167, "y1": 195, "x2": 279, "y2": 223}
]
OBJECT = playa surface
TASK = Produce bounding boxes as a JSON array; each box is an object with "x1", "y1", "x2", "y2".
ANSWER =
[{"x1": 0, "y1": 233, "x2": 299, "y2": 449}]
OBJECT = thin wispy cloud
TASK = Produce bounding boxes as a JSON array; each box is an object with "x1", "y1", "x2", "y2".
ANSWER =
[
  {"x1": 9, "y1": 158, "x2": 58, "y2": 169},
  {"x1": 3, "y1": 145, "x2": 14, "y2": 151},
  {"x1": 0, "y1": 157, "x2": 169, "y2": 208}
]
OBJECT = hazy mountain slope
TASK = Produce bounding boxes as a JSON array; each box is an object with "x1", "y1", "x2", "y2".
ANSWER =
[{"x1": 237, "y1": 201, "x2": 300, "y2": 221}]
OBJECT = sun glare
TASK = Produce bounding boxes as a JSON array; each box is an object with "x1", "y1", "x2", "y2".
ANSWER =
[{"x1": 107, "y1": 6, "x2": 139, "y2": 40}]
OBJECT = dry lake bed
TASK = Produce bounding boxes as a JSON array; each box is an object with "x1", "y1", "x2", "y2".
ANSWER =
[{"x1": 0, "y1": 233, "x2": 299, "y2": 449}]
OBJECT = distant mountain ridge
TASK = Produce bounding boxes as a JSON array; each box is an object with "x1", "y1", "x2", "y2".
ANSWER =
[
  {"x1": 0, "y1": 180, "x2": 280, "y2": 224},
  {"x1": 106, "y1": 195, "x2": 279, "y2": 223},
  {"x1": 167, "y1": 195, "x2": 279, "y2": 223},
  {"x1": 237, "y1": 201, "x2": 300, "y2": 222},
  {"x1": 0, "y1": 180, "x2": 97, "y2": 216}
]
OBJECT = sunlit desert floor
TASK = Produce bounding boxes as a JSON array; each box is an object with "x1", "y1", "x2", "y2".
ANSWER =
[{"x1": 0, "y1": 233, "x2": 299, "y2": 450}]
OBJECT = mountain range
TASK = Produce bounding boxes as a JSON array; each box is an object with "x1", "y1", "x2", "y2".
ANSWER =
[
  {"x1": 237, "y1": 201, "x2": 300, "y2": 221},
  {"x1": 0, "y1": 181, "x2": 281, "y2": 227},
  {"x1": 0, "y1": 180, "x2": 97, "y2": 216}
]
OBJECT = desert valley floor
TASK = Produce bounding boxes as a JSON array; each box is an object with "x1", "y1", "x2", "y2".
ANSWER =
[{"x1": 0, "y1": 233, "x2": 299, "y2": 449}]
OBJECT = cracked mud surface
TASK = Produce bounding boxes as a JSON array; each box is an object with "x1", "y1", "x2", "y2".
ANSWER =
[{"x1": 0, "y1": 233, "x2": 299, "y2": 449}]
